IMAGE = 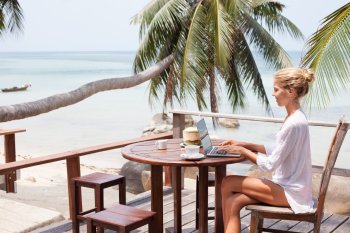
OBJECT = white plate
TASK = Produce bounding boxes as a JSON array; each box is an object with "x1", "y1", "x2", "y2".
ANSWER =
[{"x1": 180, "y1": 153, "x2": 205, "y2": 160}]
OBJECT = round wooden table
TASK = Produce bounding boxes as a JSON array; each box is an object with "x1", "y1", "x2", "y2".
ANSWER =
[{"x1": 122, "y1": 139, "x2": 245, "y2": 233}]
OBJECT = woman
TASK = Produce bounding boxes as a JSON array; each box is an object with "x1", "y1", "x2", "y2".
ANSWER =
[{"x1": 218, "y1": 68, "x2": 315, "y2": 233}]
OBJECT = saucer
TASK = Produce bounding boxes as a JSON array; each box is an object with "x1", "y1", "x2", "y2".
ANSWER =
[
  {"x1": 180, "y1": 142, "x2": 202, "y2": 148},
  {"x1": 180, "y1": 153, "x2": 205, "y2": 160}
]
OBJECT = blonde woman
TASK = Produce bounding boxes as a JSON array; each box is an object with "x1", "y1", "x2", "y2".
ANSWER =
[{"x1": 218, "y1": 68, "x2": 315, "y2": 233}]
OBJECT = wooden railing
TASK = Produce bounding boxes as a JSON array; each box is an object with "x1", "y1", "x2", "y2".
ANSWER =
[
  {"x1": 0, "y1": 128, "x2": 26, "y2": 192},
  {"x1": 0, "y1": 131, "x2": 173, "y2": 218}
]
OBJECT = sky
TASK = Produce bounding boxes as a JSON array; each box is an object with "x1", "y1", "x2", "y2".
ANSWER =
[{"x1": 0, "y1": 0, "x2": 348, "y2": 52}]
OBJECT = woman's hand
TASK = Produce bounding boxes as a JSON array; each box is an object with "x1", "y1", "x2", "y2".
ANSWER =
[
  {"x1": 217, "y1": 145, "x2": 244, "y2": 155},
  {"x1": 219, "y1": 139, "x2": 241, "y2": 146}
]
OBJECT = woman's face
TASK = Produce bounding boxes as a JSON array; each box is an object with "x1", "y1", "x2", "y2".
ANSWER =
[{"x1": 272, "y1": 78, "x2": 294, "y2": 107}]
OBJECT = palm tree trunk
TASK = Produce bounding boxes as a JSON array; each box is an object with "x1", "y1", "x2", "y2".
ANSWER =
[
  {"x1": 209, "y1": 67, "x2": 219, "y2": 127},
  {"x1": 0, "y1": 55, "x2": 174, "y2": 122}
]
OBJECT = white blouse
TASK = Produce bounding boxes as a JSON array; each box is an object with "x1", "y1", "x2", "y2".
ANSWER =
[{"x1": 257, "y1": 109, "x2": 314, "y2": 213}]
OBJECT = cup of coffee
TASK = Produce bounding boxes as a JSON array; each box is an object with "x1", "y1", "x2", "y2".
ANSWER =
[
  {"x1": 155, "y1": 139, "x2": 168, "y2": 150},
  {"x1": 185, "y1": 145, "x2": 200, "y2": 155}
]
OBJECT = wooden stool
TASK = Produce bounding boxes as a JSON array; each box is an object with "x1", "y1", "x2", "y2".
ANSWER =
[
  {"x1": 71, "y1": 172, "x2": 126, "y2": 233},
  {"x1": 87, "y1": 204, "x2": 156, "y2": 233},
  {"x1": 195, "y1": 172, "x2": 215, "y2": 229}
]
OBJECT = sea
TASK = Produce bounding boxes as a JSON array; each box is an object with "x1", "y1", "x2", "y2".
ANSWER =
[{"x1": 0, "y1": 51, "x2": 349, "y2": 173}]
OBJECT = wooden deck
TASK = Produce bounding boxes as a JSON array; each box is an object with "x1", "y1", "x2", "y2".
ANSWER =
[{"x1": 38, "y1": 187, "x2": 350, "y2": 233}]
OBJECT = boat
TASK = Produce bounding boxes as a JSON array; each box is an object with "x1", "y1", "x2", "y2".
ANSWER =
[{"x1": 1, "y1": 84, "x2": 31, "y2": 92}]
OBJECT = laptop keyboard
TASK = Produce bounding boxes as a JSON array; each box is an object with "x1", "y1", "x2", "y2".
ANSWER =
[{"x1": 209, "y1": 147, "x2": 227, "y2": 155}]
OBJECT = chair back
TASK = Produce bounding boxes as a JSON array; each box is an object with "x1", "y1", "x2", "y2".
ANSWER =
[{"x1": 316, "y1": 118, "x2": 350, "y2": 214}]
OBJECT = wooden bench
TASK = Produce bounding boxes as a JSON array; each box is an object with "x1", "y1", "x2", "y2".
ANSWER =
[{"x1": 87, "y1": 204, "x2": 156, "y2": 233}]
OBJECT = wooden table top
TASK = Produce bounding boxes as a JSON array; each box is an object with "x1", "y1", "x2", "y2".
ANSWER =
[
  {"x1": 121, "y1": 138, "x2": 245, "y2": 167},
  {"x1": 0, "y1": 128, "x2": 26, "y2": 136}
]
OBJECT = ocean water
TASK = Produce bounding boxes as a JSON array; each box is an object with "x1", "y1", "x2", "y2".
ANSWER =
[{"x1": 0, "y1": 51, "x2": 349, "y2": 171}]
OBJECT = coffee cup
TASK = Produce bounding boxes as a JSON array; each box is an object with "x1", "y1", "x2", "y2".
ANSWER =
[
  {"x1": 155, "y1": 139, "x2": 167, "y2": 150},
  {"x1": 185, "y1": 145, "x2": 200, "y2": 155}
]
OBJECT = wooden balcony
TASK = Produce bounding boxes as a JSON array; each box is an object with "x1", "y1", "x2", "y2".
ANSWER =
[{"x1": 37, "y1": 187, "x2": 350, "y2": 232}]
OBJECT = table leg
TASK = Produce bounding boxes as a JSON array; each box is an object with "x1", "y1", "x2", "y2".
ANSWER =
[
  {"x1": 215, "y1": 165, "x2": 226, "y2": 233},
  {"x1": 172, "y1": 166, "x2": 182, "y2": 233},
  {"x1": 151, "y1": 165, "x2": 163, "y2": 233},
  {"x1": 198, "y1": 166, "x2": 208, "y2": 233}
]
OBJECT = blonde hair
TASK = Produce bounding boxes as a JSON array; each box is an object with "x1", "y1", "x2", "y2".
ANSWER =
[{"x1": 274, "y1": 67, "x2": 315, "y2": 98}]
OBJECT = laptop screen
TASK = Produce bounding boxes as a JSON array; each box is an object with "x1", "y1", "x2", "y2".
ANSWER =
[{"x1": 196, "y1": 119, "x2": 212, "y2": 151}]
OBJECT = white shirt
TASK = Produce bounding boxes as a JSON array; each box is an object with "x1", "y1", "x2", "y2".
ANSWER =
[{"x1": 257, "y1": 109, "x2": 314, "y2": 213}]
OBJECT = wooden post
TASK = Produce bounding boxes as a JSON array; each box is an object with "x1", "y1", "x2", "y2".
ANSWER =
[
  {"x1": 0, "y1": 128, "x2": 25, "y2": 193},
  {"x1": 172, "y1": 113, "x2": 185, "y2": 139},
  {"x1": 66, "y1": 157, "x2": 81, "y2": 220},
  {"x1": 4, "y1": 134, "x2": 16, "y2": 193},
  {"x1": 164, "y1": 113, "x2": 185, "y2": 187}
]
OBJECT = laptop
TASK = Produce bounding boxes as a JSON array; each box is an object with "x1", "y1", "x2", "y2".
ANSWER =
[{"x1": 196, "y1": 118, "x2": 241, "y2": 158}]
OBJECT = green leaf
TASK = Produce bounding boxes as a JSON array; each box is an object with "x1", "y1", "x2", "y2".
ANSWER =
[
  {"x1": 302, "y1": 2, "x2": 350, "y2": 107},
  {"x1": 0, "y1": 0, "x2": 23, "y2": 34},
  {"x1": 208, "y1": 0, "x2": 234, "y2": 69},
  {"x1": 240, "y1": 10, "x2": 293, "y2": 69}
]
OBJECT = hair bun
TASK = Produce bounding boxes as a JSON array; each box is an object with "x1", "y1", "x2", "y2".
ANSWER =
[{"x1": 302, "y1": 68, "x2": 315, "y2": 83}]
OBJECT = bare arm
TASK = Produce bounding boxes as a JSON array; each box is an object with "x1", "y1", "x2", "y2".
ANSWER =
[
  {"x1": 217, "y1": 145, "x2": 259, "y2": 164},
  {"x1": 220, "y1": 140, "x2": 266, "y2": 154}
]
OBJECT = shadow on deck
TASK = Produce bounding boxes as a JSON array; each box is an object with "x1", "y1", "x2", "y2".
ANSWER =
[{"x1": 35, "y1": 187, "x2": 350, "y2": 233}]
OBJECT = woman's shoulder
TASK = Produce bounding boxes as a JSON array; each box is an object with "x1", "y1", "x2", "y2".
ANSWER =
[{"x1": 284, "y1": 109, "x2": 308, "y2": 130}]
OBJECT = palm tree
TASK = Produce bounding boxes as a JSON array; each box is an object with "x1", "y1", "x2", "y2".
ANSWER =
[
  {"x1": 132, "y1": 0, "x2": 303, "y2": 120},
  {"x1": 0, "y1": 0, "x2": 23, "y2": 34},
  {"x1": 0, "y1": 55, "x2": 174, "y2": 122},
  {"x1": 301, "y1": 2, "x2": 350, "y2": 107}
]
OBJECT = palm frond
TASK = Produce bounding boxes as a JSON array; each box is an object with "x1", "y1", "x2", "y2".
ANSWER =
[
  {"x1": 208, "y1": 0, "x2": 234, "y2": 69},
  {"x1": 147, "y1": 28, "x2": 185, "y2": 108},
  {"x1": 224, "y1": 0, "x2": 239, "y2": 16},
  {"x1": 221, "y1": 58, "x2": 246, "y2": 112},
  {"x1": 131, "y1": 0, "x2": 169, "y2": 38},
  {"x1": 240, "y1": 10, "x2": 293, "y2": 70},
  {"x1": 1, "y1": 0, "x2": 23, "y2": 33},
  {"x1": 133, "y1": 0, "x2": 190, "y2": 74},
  {"x1": 179, "y1": 2, "x2": 209, "y2": 102},
  {"x1": 235, "y1": 31, "x2": 272, "y2": 113},
  {"x1": 251, "y1": 1, "x2": 304, "y2": 40},
  {"x1": 0, "y1": 11, "x2": 5, "y2": 33},
  {"x1": 301, "y1": 2, "x2": 350, "y2": 107}
]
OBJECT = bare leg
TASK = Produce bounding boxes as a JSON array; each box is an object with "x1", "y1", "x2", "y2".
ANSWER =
[
  {"x1": 223, "y1": 193, "x2": 259, "y2": 233},
  {"x1": 221, "y1": 175, "x2": 289, "y2": 233}
]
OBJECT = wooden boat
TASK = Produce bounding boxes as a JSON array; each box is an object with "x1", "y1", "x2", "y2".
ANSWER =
[{"x1": 1, "y1": 84, "x2": 31, "y2": 92}]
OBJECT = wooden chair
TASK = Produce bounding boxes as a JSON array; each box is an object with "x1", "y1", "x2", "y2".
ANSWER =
[
  {"x1": 71, "y1": 172, "x2": 126, "y2": 233},
  {"x1": 87, "y1": 204, "x2": 156, "y2": 233},
  {"x1": 246, "y1": 118, "x2": 349, "y2": 233}
]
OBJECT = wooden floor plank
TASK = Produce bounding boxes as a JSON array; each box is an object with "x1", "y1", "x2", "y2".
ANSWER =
[
  {"x1": 38, "y1": 188, "x2": 350, "y2": 233},
  {"x1": 266, "y1": 219, "x2": 300, "y2": 231},
  {"x1": 320, "y1": 214, "x2": 349, "y2": 233},
  {"x1": 241, "y1": 213, "x2": 279, "y2": 232},
  {"x1": 333, "y1": 218, "x2": 350, "y2": 233},
  {"x1": 288, "y1": 213, "x2": 331, "y2": 233}
]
